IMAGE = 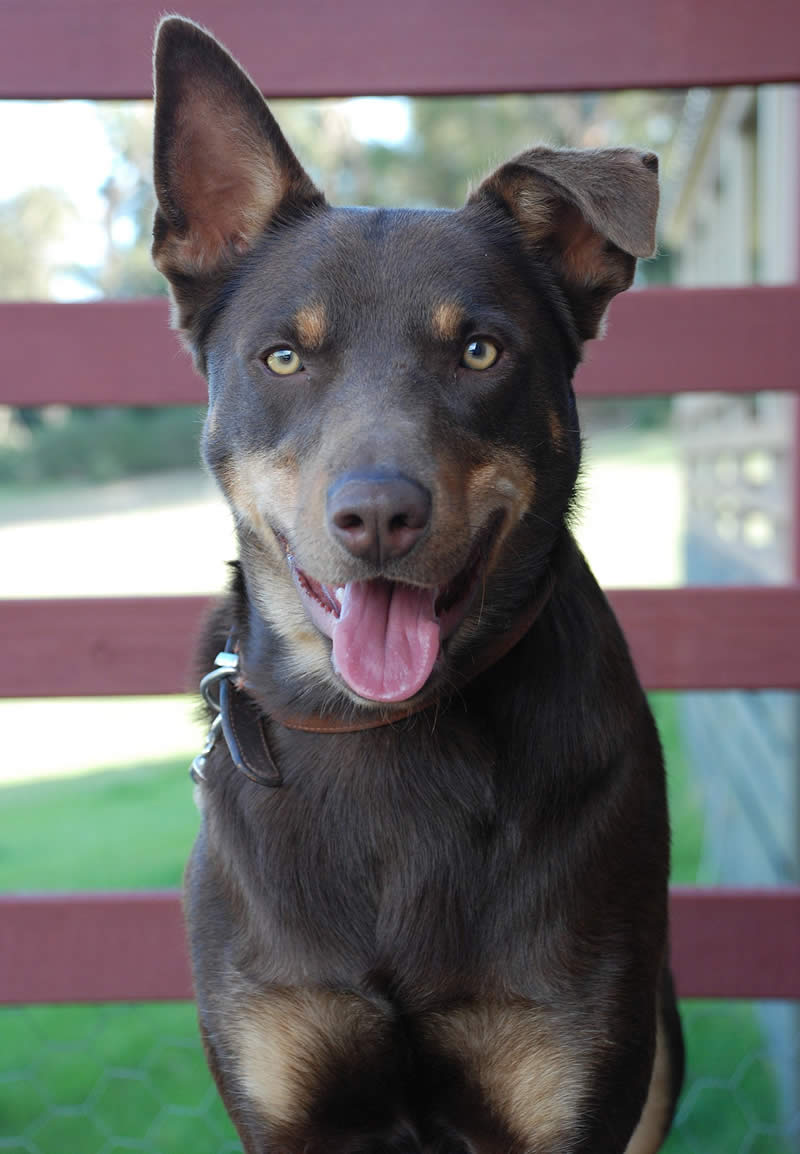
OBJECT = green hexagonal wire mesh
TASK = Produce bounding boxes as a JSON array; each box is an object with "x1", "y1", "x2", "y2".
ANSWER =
[{"x1": 1, "y1": 999, "x2": 798, "y2": 1153}]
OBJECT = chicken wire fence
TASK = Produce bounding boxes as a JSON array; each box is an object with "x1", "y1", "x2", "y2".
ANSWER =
[{"x1": 1, "y1": 999, "x2": 798, "y2": 1154}]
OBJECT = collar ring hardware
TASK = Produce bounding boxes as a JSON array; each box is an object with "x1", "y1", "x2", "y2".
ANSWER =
[
  {"x1": 189, "y1": 651, "x2": 240, "y2": 784},
  {"x1": 190, "y1": 648, "x2": 284, "y2": 790}
]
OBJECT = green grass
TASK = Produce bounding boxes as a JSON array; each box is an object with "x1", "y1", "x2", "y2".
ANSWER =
[
  {"x1": 0, "y1": 1002, "x2": 239, "y2": 1153},
  {"x1": 651, "y1": 692, "x2": 706, "y2": 887},
  {"x1": 0, "y1": 756, "x2": 198, "y2": 892},
  {"x1": 0, "y1": 695, "x2": 793, "y2": 1152}
]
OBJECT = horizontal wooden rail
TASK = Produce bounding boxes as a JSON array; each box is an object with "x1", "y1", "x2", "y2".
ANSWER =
[
  {"x1": 0, "y1": 892, "x2": 191, "y2": 1005},
  {"x1": 0, "y1": 0, "x2": 798, "y2": 99},
  {"x1": 1, "y1": 595, "x2": 209, "y2": 698},
  {"x1": 2, "y1": 287, "x2": 798, "y2": 407},
  {"x1": 608, "y1": 586, "x2": 800, "y2": 691},
  {"x1": 1, "y1": 586, "x2": 798, "y2": 698},
  {"x1": 1, "y1": 888, "x2": 798, "y2": 1005}
]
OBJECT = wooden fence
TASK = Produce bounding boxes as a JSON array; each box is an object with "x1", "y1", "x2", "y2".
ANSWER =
[{"x1": 0, "y1": 0, "x2": 799, "y2": 1007}]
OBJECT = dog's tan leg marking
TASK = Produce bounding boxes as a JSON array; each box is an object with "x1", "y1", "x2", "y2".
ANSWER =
[
  {"x1": 431, "y1": 301, "x2": 465, "y2": 342},
  {"x1": 232, "y1": 987, "x2": 390, "y2": 1127},
  {"x1": 294, "y1": 303, "x2": 328, "y2": 350},
  {"x1": 547, "y1": 408, "x2": 566, "y2": 451},
  {"x1": 624, "y1": 1013, "x2": 672, "y2": 1154},
  {"x1": 423, "y1": 1001, "x2": 587, "y2": 1144}
]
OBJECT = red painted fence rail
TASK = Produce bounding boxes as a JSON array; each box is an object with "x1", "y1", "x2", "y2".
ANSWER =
[
  {"x1": 2, "y1": 888, "x2": 798, "y2": 1006},
  {"x1": 0, "y1": 0, "x2": 798, "y2": 99},
  {"x1": 1, "y1": 286, "x2": 798, "y2": 407},
  {"x1": 2, "y1": 586, "x2": 799, "y2": 699}
]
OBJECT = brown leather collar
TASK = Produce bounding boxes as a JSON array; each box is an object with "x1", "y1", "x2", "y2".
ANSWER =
[{"x1": 201, "y1": 568, "x2": 556, "y2": 787}]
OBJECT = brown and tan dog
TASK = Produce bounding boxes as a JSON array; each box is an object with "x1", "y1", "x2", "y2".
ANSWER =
[{"x1": 152, "y1": 17, "x2": 684, "y2": 1154}]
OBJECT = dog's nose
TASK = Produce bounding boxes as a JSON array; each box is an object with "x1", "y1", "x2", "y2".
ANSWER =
[{"x1": 327, "y1": 471, "x2": 431, "y2": 565}]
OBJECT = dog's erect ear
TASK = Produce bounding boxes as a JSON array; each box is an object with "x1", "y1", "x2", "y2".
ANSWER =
[
  {"x1": 152, "y1": 17, "x2": 323, "y2": 318},
  {"x1": 469, "y1": 147, "x2": 658, "y2": 340}
]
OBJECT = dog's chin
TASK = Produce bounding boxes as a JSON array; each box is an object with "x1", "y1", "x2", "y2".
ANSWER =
[{"x1": 276, "y1": 517, "x2": 502, "y2": 706}]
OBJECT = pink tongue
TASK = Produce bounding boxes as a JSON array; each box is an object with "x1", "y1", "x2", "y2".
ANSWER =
[{"x1": 331, "y1": 580, "x2": 441, "y2": 702}]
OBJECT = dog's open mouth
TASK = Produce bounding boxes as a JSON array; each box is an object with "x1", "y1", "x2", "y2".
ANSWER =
[{"x1": 279, "y1": 521, "x2": 499, "y2": 704}]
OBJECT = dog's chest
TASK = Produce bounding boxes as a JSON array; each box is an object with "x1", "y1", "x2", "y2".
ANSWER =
[{"x1": 231, "y1": 724, "x2": 513, "y2": 982}]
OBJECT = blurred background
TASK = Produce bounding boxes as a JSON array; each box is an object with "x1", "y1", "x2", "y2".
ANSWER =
[{"x1": 0, "y1": 83, "x2": 798, "y2": 1152}]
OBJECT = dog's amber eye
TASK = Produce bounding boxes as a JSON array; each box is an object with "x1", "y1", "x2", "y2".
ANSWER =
[
  {"x1": 264, "y1": 347, "x2": 303, "y2": 376},
  {"x1": 461, "y1": 338, "x2": 499, "y2": 371}
]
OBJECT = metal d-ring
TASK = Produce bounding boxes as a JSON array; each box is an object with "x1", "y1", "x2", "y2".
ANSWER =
[
  {"x1": 200, "y1": 652, "x2": 239, "y2": 710},
  {"x1": 190, "y1": 651, "x2": 240, "y2": 783},
  {"x1": 189, "y1": 713, "x2": 222, "y2": 783},
  {"x1": 190, "y1": 645, "x2": 283, "y2": 789}
]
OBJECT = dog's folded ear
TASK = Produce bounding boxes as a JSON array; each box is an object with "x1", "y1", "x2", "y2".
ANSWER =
[
  {"x1": 152, "y1": 17, "x2": 323, "y2": 328},
  {"x1": 468, "y1": 147, "x2": 659, "y2": 340}
]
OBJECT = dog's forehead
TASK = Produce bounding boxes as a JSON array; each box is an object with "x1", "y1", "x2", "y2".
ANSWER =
[{"x1": 231, "y1": 204, "x2": 522, "y2": 332}]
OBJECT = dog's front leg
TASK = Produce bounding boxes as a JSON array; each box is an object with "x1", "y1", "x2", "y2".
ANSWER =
[
  {"x1": 417, "y1": 996, "x2": 674, "y2": 1154},
  {"x1": 207, "y1": 984, "x2": 420, "y2": 1154}
]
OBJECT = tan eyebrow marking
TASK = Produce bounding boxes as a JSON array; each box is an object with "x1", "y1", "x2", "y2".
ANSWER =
[
  {"x1": 293, "y1": 302, "x2": 328, "y2": 350},
  {"x1": 431, "y1": 301, "x2": 466, "y2": 342}
]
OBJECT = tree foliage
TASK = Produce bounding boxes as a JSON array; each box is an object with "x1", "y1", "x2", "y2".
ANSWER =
[{"x1": 0, "y1": 186, "x2": 74, "y2": 300}]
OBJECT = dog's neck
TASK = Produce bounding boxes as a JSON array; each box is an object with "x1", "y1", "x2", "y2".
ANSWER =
[{"x1": 200, "y1": 558, "x2": 560, "y2": 788}]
